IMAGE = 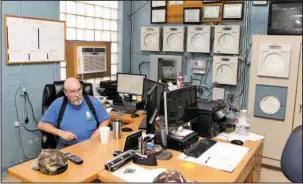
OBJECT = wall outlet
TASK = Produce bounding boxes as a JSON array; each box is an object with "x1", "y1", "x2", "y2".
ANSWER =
[
  {"x1": 14, "y1": 121, "x2": 20, "y2": 127},
  {"x1": 20, "y1": 87, "x2": 26, "y2": 96}
]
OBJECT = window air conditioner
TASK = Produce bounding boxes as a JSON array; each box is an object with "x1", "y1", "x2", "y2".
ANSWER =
[{"x1": 77, "y1": 46, "x2": 107, "y2": 74}]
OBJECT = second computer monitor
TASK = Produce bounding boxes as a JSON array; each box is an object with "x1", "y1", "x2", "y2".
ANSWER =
[
  {"x1": 146, "y1": 84, "x2": 158, "y2": 134},
  {"x1": 117, "y1": 73, "x2": 146, "y2": 96},
  {"x1": 143, "y1": 78, "x2": 164, "y2": 112},
  {"x1": 164, "y1": 85, "x2": 198, "y2": 135}
]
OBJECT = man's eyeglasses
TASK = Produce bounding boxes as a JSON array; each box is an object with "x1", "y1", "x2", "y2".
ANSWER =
[{"x1": 64, "y1": 88, "x2": 83, "y2": 95}]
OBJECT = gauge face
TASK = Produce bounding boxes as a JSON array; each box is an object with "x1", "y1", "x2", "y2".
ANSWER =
[
  {"x1": 218, "y1": 33, "x2": 234, "y2": 52},
  {"x1": 191, "y1": 33, "x2": 206, "y2": 48},
  {"x1": 216, "y1": 64, "x2": 233, "y2": 79},
  {"x1": 167, "y1": 33, "x2": 181, "y2": 49},
  {"x1": 260, "y1": 95, "x2": 281, "y2": 115},
  {"x1": 263, "y1": 52, "x2": 285, "y2": 74},
  {"x1": 144, "y1": 33, "x2": 157, "y2": 47}
]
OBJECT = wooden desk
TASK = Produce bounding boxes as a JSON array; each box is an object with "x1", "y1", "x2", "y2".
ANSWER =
[
  {"x1": 7, "y1": 112, "x2": 145, "y2": 182},
  {"x1": 98, "y1": 119, "x2": 264, "y2": 183}
]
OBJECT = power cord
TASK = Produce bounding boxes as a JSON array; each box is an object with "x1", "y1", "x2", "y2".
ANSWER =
[{"x1": 24, "y1": 92, "x2": 38, "y2": 124}]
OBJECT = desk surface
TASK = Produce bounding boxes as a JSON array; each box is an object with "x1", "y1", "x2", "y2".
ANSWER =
[{"x1": 7, "y1": 111, "x2": 144, "y2": 182}]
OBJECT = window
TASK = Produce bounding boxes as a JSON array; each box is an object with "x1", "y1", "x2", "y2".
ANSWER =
[{"x1": 60, "y1": 1, "x2": 119, "y2": 81}]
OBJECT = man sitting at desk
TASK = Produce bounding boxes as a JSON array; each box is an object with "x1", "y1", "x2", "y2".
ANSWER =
[{"x1": 38, "y1": 77, "x2": 110, "y2": 149}]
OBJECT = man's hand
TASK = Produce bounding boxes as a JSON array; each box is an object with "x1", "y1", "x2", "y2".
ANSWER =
[{"x1": 58, "y1": 130, "x2": 77, "y2": 141}]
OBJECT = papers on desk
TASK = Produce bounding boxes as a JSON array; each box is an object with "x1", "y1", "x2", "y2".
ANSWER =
[
  {"x1": 112, "y1": 164, "x2": 166, "y2": 182},
  {"x1": 216, "y1": 132, "x2": 265, "y2": 142},
  {"x1": 178, "y1": 142, "x2": 250, "y2": 172}
]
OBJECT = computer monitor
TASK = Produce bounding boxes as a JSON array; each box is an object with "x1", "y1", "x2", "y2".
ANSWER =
[
  {"x1": 122, "y1": 130, "x2": 143, "y2": 152},
  {"x1": 164, "y1": 85, "x2": 198, "y2": 135},
  {"x1": 143, "y1": 79, "x2": 164, "y2": 112},
  {"x1": 117, "y1": 73, "x2": 146, "y2": 97},
  {"x1": 146, "y1": 84, "x2": 158, "y2": 134}
]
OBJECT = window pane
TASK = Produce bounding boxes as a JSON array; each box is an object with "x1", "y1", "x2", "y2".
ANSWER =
[
  {"x1": 102, "y1": 31, "x2": 110, "y2": 41},
  {"x1": 60, "y1": 68, "x2": 66, "y2": 80},
  {"x1": 95, "y1": 77, "x2": 102, "y2": 84},
  {"x1": 111, "y1": 75, "x2": 117, "y2": 80},
  {"x1": 77, "y1": 2, "x2": 86, "y2": 15},
  {"x1": 111, "y1": 20, "x2": 117, "y2": 31},
  {"x1": 60, "y1": 1, "x2": 66, "y2": 13},
  {"x1": 111, "y1": 9, "x2": 118, "y2": 20},
  {"x1": 95, "y1": 18, "x2": 103, "y2": 30},
  {"x1": 86, "y1": 17, "x2": 94, "y2": 29},
  {"x1": 86, "y1": 4, "x2": 95, "y2": 16},
  {"x1": 111, "y1": 31, "x2": 117, "y2": 42},
  {"x1": 66, "y1": 28, "x2": 76, "y2": 40},
  {"x1": 66, "y1": 14, "x2": 76, "y2": 27},
  {"x1": 86, "y1": 78, "x2": 95, "y2": 84},
  {"x1": 103, "y1": 77, "x2": 111, "y2": 81},
  {"x1": 103, "y1": 8, "x2": 111, "y2": 19},
  {"x1": 103, "y1": 1, "x2": 111, "y2": 8},
  {"x1": 66, "y1": 1, "x2": 76, "y2": 14},
  {"x1": 95, "y1": 30, "x2": 102, "y2": 41},
  {"x1": 60, "y1": 62, "x2": 66, "y2": 67},
  {"x1": 111, "y1": 53, "x2": 117, "y2": 64},
  {"x1": 77, "y1": 29, "x2": 86, "y2": 40},
  {"x1": 86, "y1": 30, "x2": 94, "y2": 41},
  {"x1": 95, "y1": 6, "x2": 103, "y2": 18},
  {"x1": 111, "y1": 43, "x2": 117, "y2": 53},
  {"x1": 60, "y1": 13, "x2": 65, "y2": 21},
  {"x1": 111, "y1": 64, "x2": 117, "y2": 74},
  {"x1": 93, "y1": 2, "x2": 104, "y2": 6},
  {"x1": 103, "y1": 19, "x2": 110, "y2": 30},
  {"x1": 111, "y1": 1, "x2": 118, "y2": 9},
  {"x1": 77, "y1": 16, "x2": 86, "y2": 28}
]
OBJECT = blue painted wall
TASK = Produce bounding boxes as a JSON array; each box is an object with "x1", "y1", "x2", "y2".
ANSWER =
[
  {"x1": 129, "y1": 1, "x2": 270, "y2": 108},
  {"x1": 1, "y1": 1, "x2": 61, "y2": 174}
]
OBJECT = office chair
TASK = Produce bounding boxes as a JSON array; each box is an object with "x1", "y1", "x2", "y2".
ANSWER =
[
  {"x1": 281, "y1": 125, "x2": 302, "y2": 183},
  {"x1": 41, "y1": 80, "x2": 94, "y2": 149}
]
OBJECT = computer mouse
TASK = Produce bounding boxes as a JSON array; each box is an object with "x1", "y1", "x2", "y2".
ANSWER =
[
  {"x1": 131, "y1": 113, "x2": 139, "y2": 118},
  {"x1": 231, "y1": 140, "x2": 244, "y2": 146},
  {"x1": 113, "y1": 151, "x2": 123, "y2": 157},
  {"x1": 122, "y1": 127, "x2": 133, "y2": 132}
]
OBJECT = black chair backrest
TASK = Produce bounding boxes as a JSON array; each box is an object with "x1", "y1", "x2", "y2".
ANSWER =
[
  {"x1": 281, "y1": 125, "x2": 302, "y2": 183},
  {"x1": 41, "y1": 80, "x2": 94, "y2": 149}
]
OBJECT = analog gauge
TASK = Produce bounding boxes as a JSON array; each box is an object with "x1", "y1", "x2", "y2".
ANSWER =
[
  {"x1": 216, "y1": 64, "x2": 233, "y2": 79},
  {"x1": 144, "y1": 33, "x2": 156, "y2": 47},
  {"x1": 260, "y1": 95, "x2": 281, "y2": 115},
  {"x1": 262, "y1": 52, "x2": 285, "y2": 74},
  {"x1": 218, "y1": 33, "x2": 234, "y2": 52},
  {"x1": 167, "y1": 33, "x2": 180, "y2": 49},
  {"x1": 191, "y1": 33, "x2": 206, "y2": 48}
]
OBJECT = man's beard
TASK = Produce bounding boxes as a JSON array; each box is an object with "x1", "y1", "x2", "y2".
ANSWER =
[{"x1": 71, "y1": 98, "x2": 83, "y2": 106}]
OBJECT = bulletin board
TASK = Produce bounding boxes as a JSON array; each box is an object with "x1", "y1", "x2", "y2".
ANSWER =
[
  {"x1": 4, "y1": 15, "x2": 66, "y2": 65},
  {"x1": 164, "y1": 1, "x2": 244, "y2": 23}
]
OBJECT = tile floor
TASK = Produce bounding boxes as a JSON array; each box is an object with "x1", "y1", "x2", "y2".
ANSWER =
[{"x1": 1, "y1": 167, "x2": 290, "y2": 182}]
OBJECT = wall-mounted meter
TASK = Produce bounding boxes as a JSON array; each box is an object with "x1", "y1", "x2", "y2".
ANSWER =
[
  {"x1": 212, "y1": 55, "x2": 238, "y2": 85},
  {"x1": 163, "y1": 26, "x2": 184, "y2": 52},
  {"x1": 214, "y1": 25, "x2": 240, "y2": 54},
  {"x1": 140, "y1": 26, "x2": 161, "y2": 51},
  {"x1": 191, "y1": 58, "x2": 207, "y2": 74},
  {"x1": 187, "y1": 25, "x2": 211, "y2": 53}
]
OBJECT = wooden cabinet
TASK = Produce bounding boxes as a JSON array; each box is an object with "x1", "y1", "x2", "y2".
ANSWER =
[{"x1": 66, "y1": 41, "x2": 111, "y2": 79}]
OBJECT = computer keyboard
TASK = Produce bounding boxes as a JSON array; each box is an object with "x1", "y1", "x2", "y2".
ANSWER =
[
  {"x1": 112, "y1": 104, "x2": 137, "y2": 114},
  {"x1": 184, "y1": 139, "x2": 217, "y2": 158}
]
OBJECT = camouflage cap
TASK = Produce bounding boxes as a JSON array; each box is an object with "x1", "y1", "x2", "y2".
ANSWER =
[
  {"x1": 153, "y1": 170, "x2": 192, "y2": 183},
  {"x1": 37, "y1": 149, "x2": 68, "y2": 175}
]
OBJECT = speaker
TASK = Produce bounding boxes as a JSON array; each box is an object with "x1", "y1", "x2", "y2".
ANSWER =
[{"x1": 155, "y1": 129, "x2": 167, "y2": 149}]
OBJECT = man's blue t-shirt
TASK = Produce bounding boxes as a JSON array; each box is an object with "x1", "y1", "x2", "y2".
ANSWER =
[{"x1": 40, "y1": 96, "x2": 109, "y2": 149}]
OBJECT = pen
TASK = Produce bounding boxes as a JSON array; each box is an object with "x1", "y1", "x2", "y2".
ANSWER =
[{"x1": 205, "y1": 156, "x2": 211, "y2": 164}]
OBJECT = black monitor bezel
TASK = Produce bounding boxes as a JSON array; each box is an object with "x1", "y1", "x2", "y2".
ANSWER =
[{"x1": 146, "y1": 84, "x2": 158, "y2": 134}]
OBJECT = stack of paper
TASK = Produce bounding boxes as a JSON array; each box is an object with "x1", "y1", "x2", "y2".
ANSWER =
[
  {"x1": 178, "y1": 142, "x2": 250, "y2": 172},
  {"x1": 216, "y1": 132, "x2": 265, "y2": 142},
  {"x1": 112, "y1": 164, "x2": 167, "y2": 182}
]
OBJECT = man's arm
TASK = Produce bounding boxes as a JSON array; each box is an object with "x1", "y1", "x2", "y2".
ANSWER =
[
  {"x1": 90, "y1": 119, "x2": 110, "y2": 139},
  {"x1": 38, "y1": 122, "x2": 77, "y2": 141}
]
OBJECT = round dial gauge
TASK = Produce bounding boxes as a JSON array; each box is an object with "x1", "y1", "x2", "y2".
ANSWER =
[
  {"x1": 191, "y1": 33, "x2": 206, "y2": 48},
  {"x1": 216, "y1": 64, "x2": 233, "y2": 79},
  {"x1": 263, "y1": 53, "x2": 285, "y2": 74},
  {"x1": 144, "y1": 33, "x2": 157, "y2": 47},
  {"x1": 260, "y1": 95, "x2": 281, "y2": 115},
  {"x1": 167, "y1": 33, "x2": 181, "y2": 49},
  {"x1": 218, "y1": 33, "x2": 234, "y2": 52}
]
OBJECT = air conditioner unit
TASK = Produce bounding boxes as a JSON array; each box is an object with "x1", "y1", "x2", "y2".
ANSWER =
[{"x1": 77, "y1": 46, "x2": 107, "y2": 74}]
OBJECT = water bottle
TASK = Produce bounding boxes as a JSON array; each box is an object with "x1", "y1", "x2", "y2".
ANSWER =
[
  {"x1": 235, "y1": 109, "x2": 250, "y2": 136},
  {"x1": 112, "y1": 120, "x2": 121, "y2": 139},
  {"x1": 177, "y1": 72, "x2": 184, "y2": 88}
]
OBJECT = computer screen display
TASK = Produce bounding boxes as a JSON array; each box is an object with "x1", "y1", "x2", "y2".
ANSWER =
[
  {"x1": 164, "y1": 85, "x2": 198, "y2": 135},
  {"x1": 268, "y1": 2, "x2": 302, "y2": 35},
  {"x1": 143, "y1": 79, "x2": 164, "y2": 112},
  {"x1": 117, "y1": 73, "x2": 146, "y2": 96},
  {"x1": 146, "y1": 84, "x2": 158, "y2": 134}
]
